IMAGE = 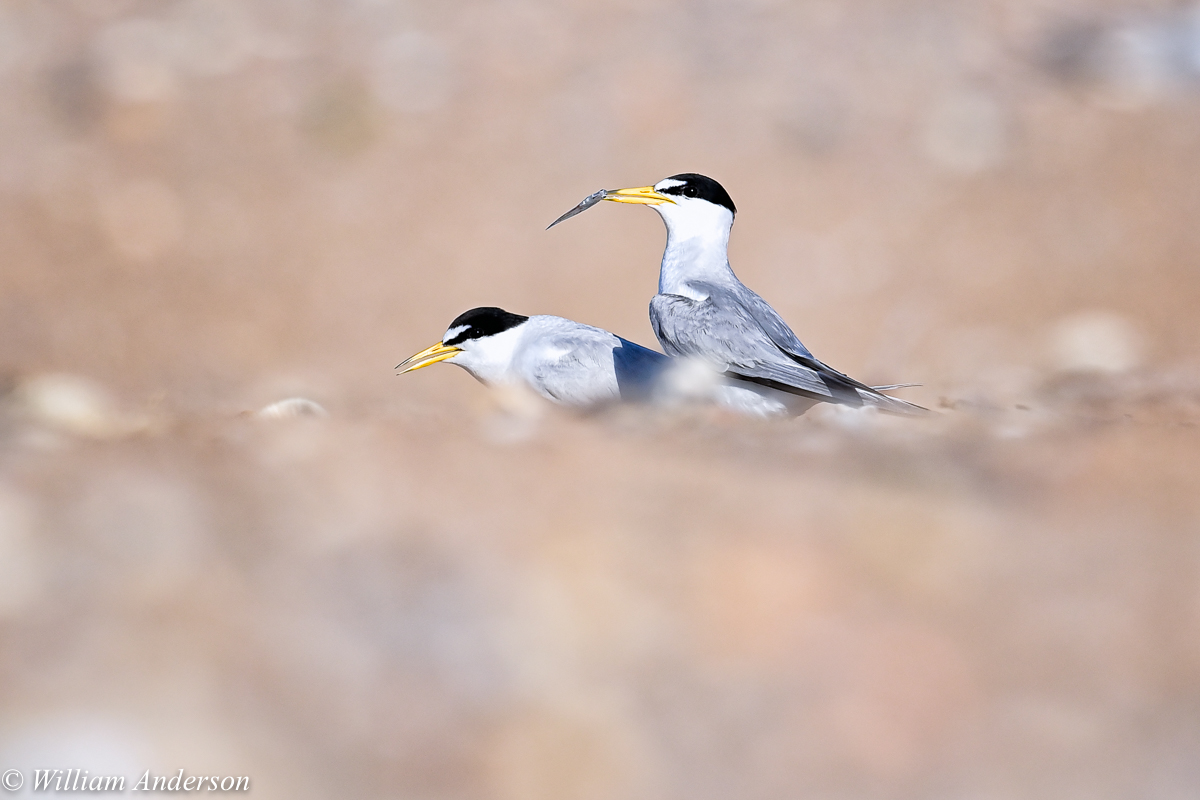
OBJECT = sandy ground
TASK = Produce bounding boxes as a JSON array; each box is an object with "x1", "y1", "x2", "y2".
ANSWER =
[{"x1": 1, "y1": 1, "x2": 1199, "y2": 798}]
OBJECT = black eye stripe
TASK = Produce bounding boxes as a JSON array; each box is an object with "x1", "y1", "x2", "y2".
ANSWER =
[{"x1": 442, "y1": 326, "x2": 471, "y2": 346}]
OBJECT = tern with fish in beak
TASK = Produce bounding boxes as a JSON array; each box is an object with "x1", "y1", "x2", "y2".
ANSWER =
[{"x1": 548, "y1": 174, "x2": 927, "y2": 416}]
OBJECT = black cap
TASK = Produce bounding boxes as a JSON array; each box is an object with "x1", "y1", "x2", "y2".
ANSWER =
[
  {"x1": 659, "y1": 173, "x2": 736, "y2": 215},
  {"x1": 443, "y1": 307, "x2": 529, "y2": 346}
]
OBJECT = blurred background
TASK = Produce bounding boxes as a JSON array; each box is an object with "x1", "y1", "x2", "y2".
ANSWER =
[{"x1": 1, "y1": 0, "x2": 1199, "y2": 798}]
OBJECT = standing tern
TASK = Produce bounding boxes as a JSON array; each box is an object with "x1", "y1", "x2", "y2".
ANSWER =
[
  {"x1": 550, "y1": 174, "x2": 927, "y2": 415},
  {"x1": 398, "y1": 306, "x2": 800, "y2": 416}
]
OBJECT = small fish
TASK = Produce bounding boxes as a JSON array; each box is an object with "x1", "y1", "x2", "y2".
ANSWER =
[{"x1": 546, "y1": 189, "x2": 608, "y2": 230}]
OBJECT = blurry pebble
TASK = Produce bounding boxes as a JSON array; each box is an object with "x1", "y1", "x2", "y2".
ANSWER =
[
  {"x1": 1049, "y1": 310, "x2": 1144, "y2": 374},
  {"x1": 257, "y1": 397, "x2": 328, "y2": 419},
  {"x1": 656, "y1": 357, "x2": 722, "y2": 406},
  {"x1": 1042, "y1": 8, "x2": 1200, "y2": 109},
  {"x1": 991, "y1": 417, "x2": 1037, "y2": 440},
  {"x1": 13, "y1": 373, "x2": 123, "y2": 438},
  {"x1": 808, "y1": 402, "x2": 883, "y2": 430}
]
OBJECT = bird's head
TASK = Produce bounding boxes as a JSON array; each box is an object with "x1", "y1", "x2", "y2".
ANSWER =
[
  {"x1": 604, "y1": 173, "x2": 736, "y2": 239},
  {"x1": 397, "y1": 307, "x2": 529, "y2": 383}
]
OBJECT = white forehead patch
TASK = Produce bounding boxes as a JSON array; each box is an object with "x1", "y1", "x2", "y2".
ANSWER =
[
  {"x1": 443, "y1": 324, "x2": 469, "y2": 342},
  {"x1": 655, "y1": 178, "x2": 684, "y2": 192}
]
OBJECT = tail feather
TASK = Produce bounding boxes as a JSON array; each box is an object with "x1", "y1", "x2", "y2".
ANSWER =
[
  {"x1": 726, "y1": 371, "x2": 932, "y2": 416},
  {"x1": 787, "y1": 354, "x2": 931, "y2": 416},
  {"x1": 856, "y1": 387, "x2": 931, "y2": 416}
]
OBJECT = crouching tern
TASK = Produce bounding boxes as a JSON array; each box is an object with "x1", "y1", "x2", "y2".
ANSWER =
[
  {"x1": 550, "y1": 174, "x2": 928, "y2": 416},
  {"x1": 397, "y1": 306, "x2": 798, "y2": 416}
]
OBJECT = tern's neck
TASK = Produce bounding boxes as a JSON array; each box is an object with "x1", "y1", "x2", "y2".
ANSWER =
[{"x1": 657, "y1": 209, "x2": 737, "y2": 297}]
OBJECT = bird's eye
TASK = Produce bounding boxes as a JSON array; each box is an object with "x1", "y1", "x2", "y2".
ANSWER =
[{"x1": 683, "y1": 186, "x2": 698, "y2": 197}]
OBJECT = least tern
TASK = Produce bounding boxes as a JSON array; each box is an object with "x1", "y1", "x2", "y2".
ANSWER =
[
  {"x1": 398, "y1": 306, "x2": 798, "y2": 416},
  {"x1": 551, "y1": 174, "x2": 927, "y2": 415}
]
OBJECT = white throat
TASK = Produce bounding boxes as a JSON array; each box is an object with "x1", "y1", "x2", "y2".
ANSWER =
[
  {"x1": 653, "y1": 201, "x2": 737, "y2": 299},
  {"x1": 449, "y1": 324, "x2": 525, "y2": 385}
]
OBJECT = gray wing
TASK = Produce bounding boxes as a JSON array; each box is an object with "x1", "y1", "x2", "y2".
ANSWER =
[
  {"x1": 734, "y1": 285, "x2": 815, "y2": 358},
  {"x1": 650, "y1": 286, "x2": 928, "y2": 415},
  {"x1": 522, "y1": 328, "x2": 668, "y2": 406}
]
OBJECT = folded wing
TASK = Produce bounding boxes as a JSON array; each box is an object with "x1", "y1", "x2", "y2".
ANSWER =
[
  {"x1": 650, "y1": 287, "x2": 928, "y2": 415},
  {"x1": 517, "y1": 321, "x2": 669, "y2": 406}
]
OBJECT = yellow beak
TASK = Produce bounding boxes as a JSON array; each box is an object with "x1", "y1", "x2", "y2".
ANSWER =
[
  {"x1": 396, "y1": 341, "x2": 462, "y2": 374},
  {"x1": 603, "y1": 186, "x2": 675, "y2": 206}
]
